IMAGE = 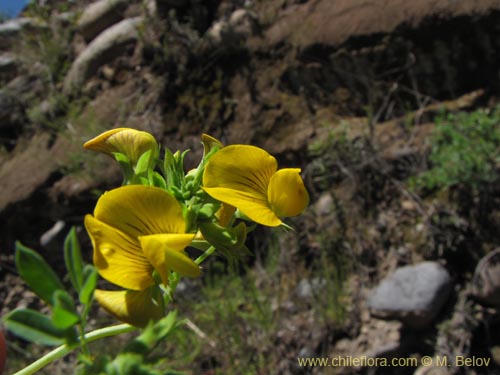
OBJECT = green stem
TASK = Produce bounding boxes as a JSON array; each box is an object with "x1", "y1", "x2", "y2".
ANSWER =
[
  {"x1": 13, "y1": 324, "x2": 137, "y2": 375},
  {"x1": 194, "y1": 245, "x2": 216, "y2": 265}
]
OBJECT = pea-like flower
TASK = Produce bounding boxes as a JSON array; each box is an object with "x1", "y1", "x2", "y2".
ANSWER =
[
  {"x1": 202, "y1": 145, "x2": 309, "y2": 227},
  {"x1": 84, "y1": 127, "x2": 159, "y2": 167},
  {"x1": 85, "y1": 185, "x2": 201, "y2": 326}
]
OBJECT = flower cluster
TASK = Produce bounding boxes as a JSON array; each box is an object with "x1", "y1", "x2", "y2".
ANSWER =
[{"x1": 84, "y1": 129, "x2": 309, "y2": 326}]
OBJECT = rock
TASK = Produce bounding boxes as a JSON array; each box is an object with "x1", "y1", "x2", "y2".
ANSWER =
[
  {"x1": 264, "y1": 0, "x2": 500, "y2": 49},
  {"x1": 63, "y1": 17, "x2": 143, "y2": 94},
  {"x1": 0, "y1": 75, "x2": 41, "y2": 133},
  {"x1": 367, "y1": 261, "x2": 452, "y2": 329},
  {"x1": 295, "y1": 278, "x2": 326, "y2": 302},
  {"x1": 472, "y1": 248, "x2": 500, "y2": 305},
  {"x1": 0, "y1": 18, "x2": 46, "y2": 49},
  {"x1": 0, "y1": 54, "x2": 19, "y2": 83},
  {"x1": 0, "y1": 133, "x2": 72, "y2": 213},
  {"x1": 205, "y1": 9, "x2": 258, "y2": 48},
  {"x1": 77, "y1": 0, "x2": 129, "y2": 42},
  {"x1": 314, "y1": 192, "x2": 333, "y2": 216}
]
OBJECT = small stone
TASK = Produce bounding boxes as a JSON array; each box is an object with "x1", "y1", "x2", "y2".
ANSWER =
[
  {"x1": 367, "y1": 261, "x2": 452, "y2": 329},
  {"x1": 472, "y1": 248, "x2": 500, "y2": 305},
  {"x1": 314, "y1": 192, "x2": 333, "y2": 216},
  {"x1": 295, "y1": 278, "x2": 326, "y2": 302}
]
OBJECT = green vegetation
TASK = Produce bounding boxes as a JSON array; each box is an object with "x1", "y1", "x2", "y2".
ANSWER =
[{"x1": 412, "y1": 107, "x2": 500, "y2": 191}]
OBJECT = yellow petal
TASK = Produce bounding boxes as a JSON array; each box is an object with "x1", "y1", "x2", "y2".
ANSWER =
[
  {"x1": 202, "y1": 187, "x2": 281, "y2": 226},
  {"x1": 84, "y1": 128, "x2": 158, "y2": 165},
  {"x1": 203, "y1": 145, "x2": 277, "y2": 197},
  {"x1": 215, "y1": 203, "x2": 236, "y2": 227},
  {"x1": 94, "y1": 185, "x2": 186, "y2": 238},
  {"x1": 268, "y1": 168, "x2": 309, "y2": 217},
  {"x1": 94, "y1": 287, "x2": 164, "y2": 327},
  {"x1": 139, "y1": 234, "x2": 201, "y2": 285},
  {"x1": 85, "y1": 215, "x2": 154, "y2": 291}
]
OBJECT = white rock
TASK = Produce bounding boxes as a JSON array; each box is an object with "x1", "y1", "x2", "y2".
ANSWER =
[
  {"x1": 64, "y1": 17, "x2": 142, "y2": 93},
  {"x1": 77, "y1": 0, "x2": 129, "y2": 42}
]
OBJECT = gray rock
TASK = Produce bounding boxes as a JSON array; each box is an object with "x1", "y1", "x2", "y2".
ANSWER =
[
  {"x1": 472, "y1": 248, "x2": 500, "y2": 305},
  {"x1": 295, "y1": 278, "x2": 326, "y2": 302},
  {"x1": 367, "y1": 261, "x2": 452, "y2": 329},
  {"x1": 314, "y1": 192, "x2": 333, "y2": 216},
  {"x1": 205, "y1": 9, "x2": 258, "y2": 48},
  {"x1": 64, "y1": 17, "x2": 142, "y2": 94},
  {"x1": 0, "y1": 18, "x2": 46, "y2": 49},
  {"x1": 77, "y1": 0, "x2": 129, "y2": 42},
  {"x1": 0, "y1": 54, "x2": 19, "y2": 83}
]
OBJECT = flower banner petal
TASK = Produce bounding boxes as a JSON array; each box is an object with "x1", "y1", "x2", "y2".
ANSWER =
[
  {"x1": 203, "y1": 145, "x2": 277, "y2": 196},
  {"x1": 203, "y1": 187, "x2": 281, "y2": 226},
  {"x1": 267, "y1": 168, "x2": 309, "y2": 218},
  {"x1": 85, "y1": 215, "x2": 154, "y2": 291},
  {"x1": 84, "y1": 128, "x2": 158, "y2": 165},
  {"x1": 94, "y1": 287, "x2": 164, "y2": 327},
  {"x1": 94, "y1": 185, "x2": 186, "y2": 238},
  {"x1": 140, "y1": 234, "x2": 200, "y2": 285}
]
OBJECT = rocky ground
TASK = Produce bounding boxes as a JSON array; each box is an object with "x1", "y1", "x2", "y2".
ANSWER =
[{"x1": 1, "y1": 0, "x2": 500, "y2": 374}]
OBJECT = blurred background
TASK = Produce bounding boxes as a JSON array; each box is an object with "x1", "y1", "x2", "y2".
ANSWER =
[{"x1": 1, "y1": 0, "x2": 500, "y2": 374}]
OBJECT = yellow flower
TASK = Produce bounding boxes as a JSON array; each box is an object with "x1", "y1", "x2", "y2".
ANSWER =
[
  {"x1": 84, "y1": 128, "x2": 159, "y2": 166},
  {"x1": 202, "y1": 145, "x2": 309, "y2": 227},
  {"x1": 85, "y1": 185, "x2": 201, "y2": 326}
]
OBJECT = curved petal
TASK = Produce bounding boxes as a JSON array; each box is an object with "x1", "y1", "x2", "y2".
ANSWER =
[
  {"x1": 202, "y1": 187, "x2": 281, "y2": 226},
  {"x1": 215, "y1": 203, "x2": 236, "y2": 227},
  {"x1": 268, "y1": 168, "x2": 309, "y2": 218},
  {"x1": 84, "y1": 128, "x2": 158, "y2": 165},
  {"x1": 203, "y1": 145, "x2": 277, "y2": 197},
  {"x1": 93, "y1": 185, "x2": 186, "y2": 238},
  {"x1": 94, "y1": 287, "x2": 164, "y2": 327},
  {"x1": 85, "y1": 215, "x2": 154, "y2": 290},
  {"x1": 140, "y1": 234, "x2": 201, "y2": 285}
]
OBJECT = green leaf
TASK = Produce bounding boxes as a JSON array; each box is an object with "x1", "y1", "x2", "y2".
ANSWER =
[
  {"x1": 79, "y1": 265, "x2": 98, "y2": 305},
  {"x1": 4, "y1": 308, "x2": 66, "y2": 346},
  {"x1": 15, "y1": 242, "x2": 65, "y2": 305},
  {"x1": 152, "y1": 171, "x2": 167, "y2": 189},
  {"x1": 124, "y1": 311, "x2": 179, "y2": 355},
  {"x1": 134, "y1": 149, "x2": 153, "y2": 176},
  {"x1": 64, "y1": 227, "x2": 84, "y2": 293},
  {"x1": 199, "y1": 221, "x2": 251, "y2": 261},
  {"x1": 52, "y1": 290, "x2": 80, "y2": 329}
]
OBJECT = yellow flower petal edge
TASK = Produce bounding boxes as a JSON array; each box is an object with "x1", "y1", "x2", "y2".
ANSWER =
[
  {"x1": 203, "y1": 145, "x2": 277, "y2": 196},
  {"x1": 268, "y1": 168, "x2": 309, "y2": 218},
  {"x1": 94, "y1": 185, "x2": 186, "y2": 239},
  {"x1": 84, "y1": 127, "x2": 158, "y2": 165},
  {"x1": 203, "y1": 187, "x2": 282, "y2": 226},
  {"x1": 85, "y1": 215, "x2": 154, "y2": 291},
  {"x1": 94, "y1": 287, "x2": 164, "y2": 327}
]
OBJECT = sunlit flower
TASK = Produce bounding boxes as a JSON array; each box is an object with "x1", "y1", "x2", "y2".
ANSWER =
[
  {"x1": 84, "y1": 127, "x2": 159, "y2": 166},
  {"x1": 202, "y1": 145, "x2": 309, "y2": 227},
  {"x1": 85, "y1": 185, "x2": 201, "y2": 326}
]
